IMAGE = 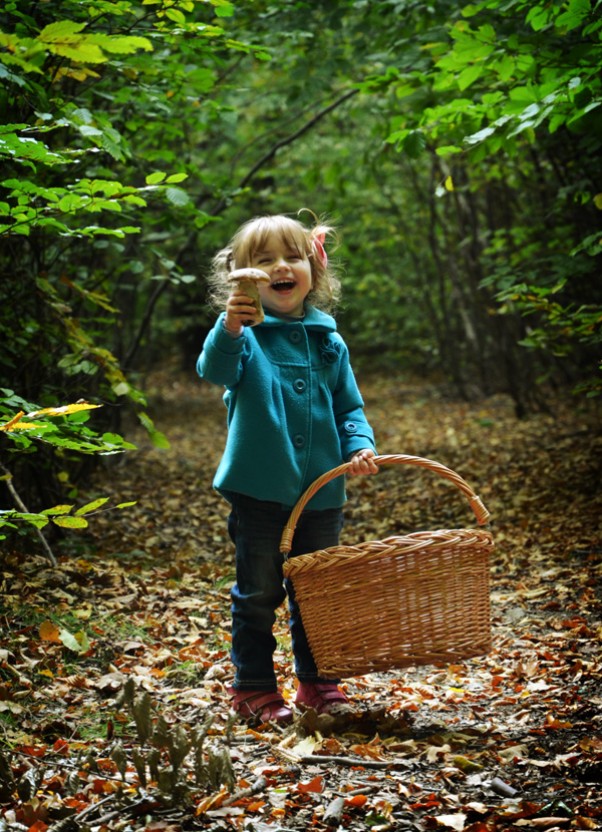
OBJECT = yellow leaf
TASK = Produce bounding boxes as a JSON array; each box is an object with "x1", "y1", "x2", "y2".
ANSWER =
[
  {"x1": 0, "y1": 412, "x2": 46, "y2": 431},
  {"x1": 453, "y1": 754, "x2": 484, "y2": 773},
  {"x1": 55, "y1": 65, "x2": 101, "y2": 82},
  {"x1": 195, "y1": 786, "x2": 229, "y2": 815},
  {"x1": 0, "y1": 411, "x2": 25, "y2": 431},
  {"x1": 3, "y1": 421, "x2": 48, "y2": 431},
  {"x1": 39, "y1": 620, "x2": 61, "y2": 642},
  {"x1": 594, "y1": 193, "x2": 602, "y2": 210},
  {"x1": 27, "y1": 402, "x2": 102, "y2": 418},
  {"x1": 444, "y1": 175, "x2": 454, "y2": 192}
]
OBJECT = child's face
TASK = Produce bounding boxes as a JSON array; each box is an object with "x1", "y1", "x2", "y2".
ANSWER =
[{"x1": 250, "y1": 231, "x2": 313, "y2": 318}]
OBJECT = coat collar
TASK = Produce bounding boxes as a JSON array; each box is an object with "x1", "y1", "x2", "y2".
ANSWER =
[{"x1": 260, "y1": 305, "x2": 336, "y2": 333}]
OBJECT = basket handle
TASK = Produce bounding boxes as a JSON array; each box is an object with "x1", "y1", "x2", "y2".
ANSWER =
[{"x1": 280, "y1": 454, "x2": 491, "y2": 557}]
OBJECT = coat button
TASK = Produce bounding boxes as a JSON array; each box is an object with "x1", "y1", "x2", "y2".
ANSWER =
[
  {"x1": 293, "y1": 434, "x2": 305, "y2": 448},
  {"x1": 289, "y1": 330, "x2": 302, "y2": 343},
  {"x1": 293, "y1": 378, "x2": 306, "y2": 393},
  {"x1": 344, "y1": 421, "x2": 358, "y2": 433}
]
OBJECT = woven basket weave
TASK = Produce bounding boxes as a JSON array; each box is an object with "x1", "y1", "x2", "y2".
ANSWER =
[{"x1": 281, "y1": 454, "x2": 494, "y2": 678}]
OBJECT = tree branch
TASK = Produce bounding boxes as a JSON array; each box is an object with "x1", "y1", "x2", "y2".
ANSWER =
[
  {"x1": 0, "y1": 462, "x2": 57, "y2": 567},
  {"x1": 237, "y1": 88, "x2": 360, "y2": 192}
]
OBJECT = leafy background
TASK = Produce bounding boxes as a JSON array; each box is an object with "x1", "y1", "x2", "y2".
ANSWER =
[
  {"x1": 2, "y1": 0, "x2": 601, "y2": 528},
  {"x1": 0, "y1": 2, "x2": 601, "y2": 828}
]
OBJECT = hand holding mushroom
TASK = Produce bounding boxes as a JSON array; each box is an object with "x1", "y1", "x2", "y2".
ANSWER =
[{"x1": 224, "y1": 268, "x2": 271, "y2": 336}]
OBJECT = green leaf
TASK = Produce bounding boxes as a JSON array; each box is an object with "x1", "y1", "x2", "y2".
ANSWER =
[
  {"x1": 165, "y1": 186, "x2": 190, "y2": 206},
  {"x1": 52, "y1": 516, "x2": 89, "y2": 529},
  {"x1": 92, "y1": 35, "x2": 153, "y2": 55},
  {"x1": 6, "y1": 513, "x2": 49, "y2": 529},
  {"x1": 75, "y1": 630, "x2": 91, "y2": 653},
  {"x1": 138, "y1": 411, "x2": 170, "y2": 449},
  {"x1": 526, "y1": 5, "x2": 553, "y2": 31},
  {"x1": 58, "y1": 193, "x2": 84, "y2": 212},
  {"x1": 41, "y1": 504, "x2": 74, "y2": 516},
  {"x1": 165, "y1": 172, "x2": 188, "y2": 184},
  {"x1": 149, "y1": 429, "x2": 170, "y2": 449},
  {"x1": 457, "y1": 64, "x2": 483, "y2": 91},
  {"x1": 165, "y1": 8, "x2": 186, "y2": 24},
  {"x1": 38, "y1": 20, "x2": 87, "y2": 41},
  {"x1": 556, "y1": 0, "x2": 591, "y2": 32},
  {"x1": 112, "y1": 381, "x2": 131, "y2": 396},
  {"x1": 436, "y1": 145, "x2": 463, "y2": 156},
  {"x1": 146, "y1": 171, "x2": 167, "y2": 185},
  {"x1": 212, "y1": 0, "x2": 234, "y2": 17},
  {"x1": 59, "y1": 628, "x2": 89, "y2": 653},
  {"x1": 404, "y1": 130, "x2": 427, "y2": 158},
  {"x1": 0, "y1": 133, "x2": 66, "y2": 165},
  {"x1": 75, "y1": 497, "x2": 110, "y2": 516}
]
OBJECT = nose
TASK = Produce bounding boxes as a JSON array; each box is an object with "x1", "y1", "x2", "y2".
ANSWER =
[{"x1": 274, "y1": 256, "x2": 290, "y2": 270}]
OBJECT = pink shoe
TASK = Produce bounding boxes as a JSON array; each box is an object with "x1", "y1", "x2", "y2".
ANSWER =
[
  {"x1": 228, "y1": 687, "x2": 293, "y2": 725},
  {"x1": 295, "y1": 682, "x2": 349, "y2": 714}
]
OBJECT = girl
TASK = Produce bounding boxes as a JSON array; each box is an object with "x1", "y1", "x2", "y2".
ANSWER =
[{"x1": 197, "y1": 213, "x2": 378, "y2": 725}]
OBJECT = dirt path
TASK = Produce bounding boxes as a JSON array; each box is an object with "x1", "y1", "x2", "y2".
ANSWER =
[{"x1": 1, "y1": 368, "x2": 601, "y2": 830}]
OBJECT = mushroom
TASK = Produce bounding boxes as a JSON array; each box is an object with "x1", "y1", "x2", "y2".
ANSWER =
[{"x1": 228, "y1": 268, "x2": 271, "y2": 325}]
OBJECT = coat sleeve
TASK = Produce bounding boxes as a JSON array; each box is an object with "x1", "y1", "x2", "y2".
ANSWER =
[
  {"x1": 331, "y1": 339, "x2": 376, "y2": 460},
  {"x1": 196, "y1": 313, "x2": 246, "y2": 389}
]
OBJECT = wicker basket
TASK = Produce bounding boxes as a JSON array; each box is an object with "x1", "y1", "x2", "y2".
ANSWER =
[{"x1": 281, "y1": 454, "x2": 494, "y2": 678}]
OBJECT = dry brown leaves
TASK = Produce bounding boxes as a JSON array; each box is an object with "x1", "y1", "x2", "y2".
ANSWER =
[{"x1": 0, "y1": 368, "x2": 600, "y2": 831}]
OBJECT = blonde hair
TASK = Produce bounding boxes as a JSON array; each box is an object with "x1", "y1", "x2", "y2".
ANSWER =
[{"x1": 206, "y1": 212, "x2": 341, "y2": 314}]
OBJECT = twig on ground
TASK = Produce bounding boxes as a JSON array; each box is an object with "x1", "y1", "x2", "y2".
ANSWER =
[
  {"x1": 222, "y1": 775, "x2": 267, "y2": 806},
  {"x1": 280, "y1": 750, "x2": 389, "y2": 769}
]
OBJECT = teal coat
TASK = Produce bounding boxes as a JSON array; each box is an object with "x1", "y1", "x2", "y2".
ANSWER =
[{"x1": 196, "y1": 306, "x2": 376, "y2": 510}]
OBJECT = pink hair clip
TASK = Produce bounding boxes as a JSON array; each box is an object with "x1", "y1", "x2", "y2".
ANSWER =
[{"x1": 311, "y1": 232, "x2": 328, "y2": 267}]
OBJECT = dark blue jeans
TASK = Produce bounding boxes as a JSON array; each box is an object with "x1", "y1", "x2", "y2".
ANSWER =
[{"x1": 227, "y1": 493, "x2": 344, "y2": 691}]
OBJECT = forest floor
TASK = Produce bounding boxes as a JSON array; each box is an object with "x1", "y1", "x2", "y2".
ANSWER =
[{"x1": 1, "y1": 366, "x2": 601, "y2": 832}]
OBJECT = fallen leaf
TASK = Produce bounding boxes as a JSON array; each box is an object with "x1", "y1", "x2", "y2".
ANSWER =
[
  {"x1": 433, "y1": 813, "x2": 466, "y2": 831},
  {"x1": 296, "y1": 775, "x2": 324, "y2": 794},
  {"x1": 39, "y1": 621, "x2": 60, "y2": 642},
  {"x1": 346, "y1": 793, "x2": 368, "y2": 807}
]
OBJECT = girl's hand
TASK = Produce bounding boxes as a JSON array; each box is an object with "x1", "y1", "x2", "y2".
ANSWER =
[
  {"x1": 224, "y1": 289, "x2": 260, "y2": 336},
  {"x1": 348, "y1": 449, "x2": 379, "y2": 476}
]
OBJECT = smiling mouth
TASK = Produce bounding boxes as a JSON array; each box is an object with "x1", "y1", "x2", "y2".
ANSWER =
[{"x1": 271, "y1": 279, "x2": 296, "y2": 292}]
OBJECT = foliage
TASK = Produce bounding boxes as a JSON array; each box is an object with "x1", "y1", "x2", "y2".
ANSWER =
[
  {"x1": 0, "y1": 0, "x2": 259, "y2": 511},
  {"x1": 201, "y1": 0, "x2": 601, "y2": 401},
  {"x1": 0, "y1": 0, "x2": 252, "y2": 407},
  {"x1": 0, "y1": 394, "x2": 136, "y2": 540}
]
